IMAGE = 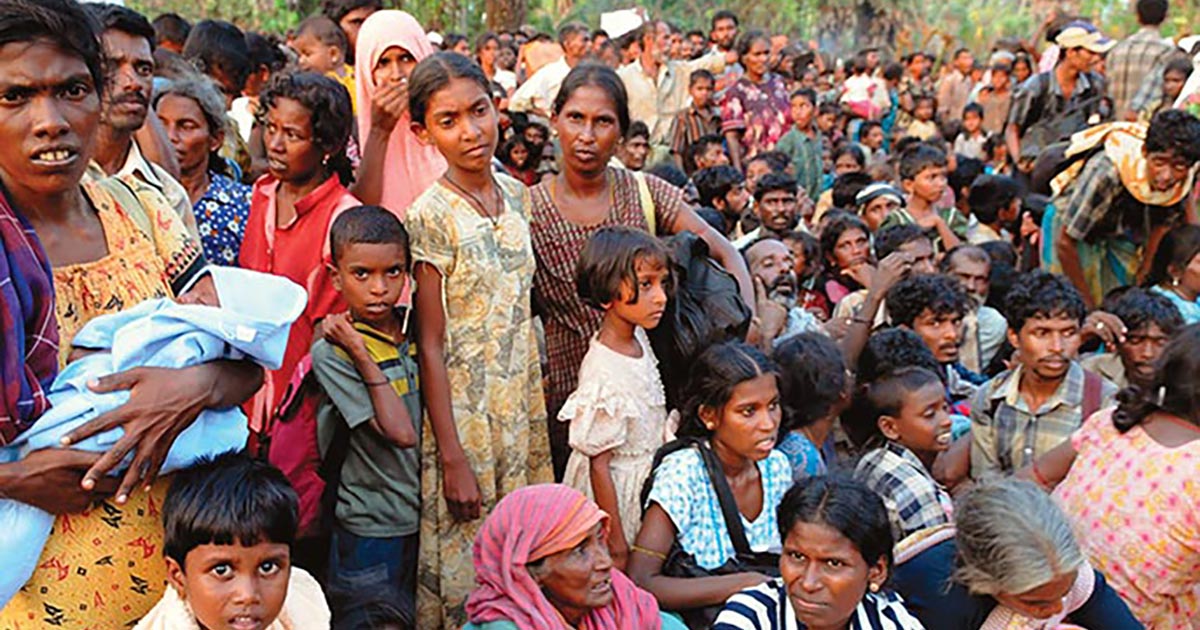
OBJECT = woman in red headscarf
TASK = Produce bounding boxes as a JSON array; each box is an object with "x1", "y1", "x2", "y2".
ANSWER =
[{"x1": 464, "y1": 484, "x2": 685, "y2": 630}]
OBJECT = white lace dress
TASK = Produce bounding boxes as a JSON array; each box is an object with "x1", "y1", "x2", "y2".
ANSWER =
[{"x1": 559, "y1": 327, "x2": 675, "y2": 541}]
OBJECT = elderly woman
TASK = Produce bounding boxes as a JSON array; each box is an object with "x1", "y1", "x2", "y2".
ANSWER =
[
  {"x1": 463, "y1": 484, "x2": 684, "y2": 630},
  {"x1": 0, "y1": 1, "x2": 260, "y2": 626},
  {"x1": 712, "y1": 476, "x2": 925, "y2": 630},
  {"x1": 154, "y1": 73, "x2": 251, "y2": 266},
  {"x1": 892, "y1": 480, "x2": 1142, "y2": 630}
]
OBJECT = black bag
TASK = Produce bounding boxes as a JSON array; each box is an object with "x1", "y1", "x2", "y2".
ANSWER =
[
  {"x1": 1018, "y1": 72, "x2": 1107, "y2": 160},
  {"x1": 658, "y1": 439, "x2": 781, "y2": 629},
  {"x1": 648, "y1": 232, "x2": 752, "y2": 409}
]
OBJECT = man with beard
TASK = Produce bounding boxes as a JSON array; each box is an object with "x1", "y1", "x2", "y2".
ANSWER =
[
  {"x1": 617, "y1": 20, "x2": 729, "y2": 156},
  {"x1": 886, "y1": 273, "x2": 981, "y2": 411},
  {"x1": 942, "y1": 245, "x2": 1008, "y2": 374},
  {"x1": 1080, "y1": 288, "x2": 1182, "y2": 390},
  {"x1": 84, "y1": 4, "x2": 198, "y2": 237},
  {"x1": 733, "y1": 172, "x2": 806, "y2": 249},
  {"x1": 969, "y1": 272, "x2": 1117, "y2": 479},
  {"x1": 744, "y1": 238, "x2": 825, "y2": 351}
]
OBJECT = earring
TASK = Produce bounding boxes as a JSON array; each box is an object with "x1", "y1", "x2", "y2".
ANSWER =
[
  {"x1": 1158, "y1": 386, "x2": 1167, "y2": 406},
  {"x1": 869, "y1": 583, "x2": 880, "y2": 593},
  {"x1": 1174, "y1": 276, "x2": 1181, "y2": 287}
]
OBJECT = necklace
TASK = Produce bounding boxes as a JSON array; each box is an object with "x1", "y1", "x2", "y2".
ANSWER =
[{"x1": 443, "y1": 173, "x2": 503, "y2": 229}]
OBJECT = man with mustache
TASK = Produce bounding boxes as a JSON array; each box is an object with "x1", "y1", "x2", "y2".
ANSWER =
[
  {"x1": 1080, "y1": 288, "x2": 1183, "y2": 390},
  {"x1": 732, "y1": 172, "x2": 805, "y2": 249},
  {"x1": 84, "y1": 4, "x2": 198, "y2": 237},
  {"x1": 744, "y1": 237, "x2": 825, "y2": 351},
  {"x1": 941, "y1": 245, "x2": 1009, "y2": 375},
  {"x1": 968, "y1": 272, "x2": 1117, "y2": 479},
  {"x1": 886, "y1": 273, "x2": 981, "y2": 411}
]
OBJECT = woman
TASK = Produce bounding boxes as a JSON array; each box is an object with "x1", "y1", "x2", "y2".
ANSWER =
[
  {"x1": 712, "y1": 476, "x2": 925, "y2": 630},
  {"x1": 1029, "y1": 324, "x2": 1200, "y2": 629},
  {"x1": 1144, "y1": 224, "x2": 1200, "y2": 324},
  {"x1": 627, "y1": 342, "x2": 792, "y2": 626},
  {"x1": 529, "y1": 64, "x2": 752, "y2": 478},
  {"x1": 0, "y1": 3, "x2": 261, "y2": 625},
  {"x1": 475, "y1": 31, "x2": 515, "y2": 95},
  {"x1": 463, "y1": 484, "x2": 685, "y2": 630},
  {"x1": 1011, "y1": 53, "x2": 1033, "y2": 86},
  {"x1": 154, "y1": 73, "x2": 251, "y2": 266},
  {"x1": 352, "y1": 10, "x2": 445, "y2": 218},
  {"x1": 721, "y1": 30, "x2": 792, "y2": 171},
  {"x1": 817, "y1": 212, "x2": 872, "y2": 306},
  {"x1": 892, "y1": 480, "x2": 1142, "y2": 630}
]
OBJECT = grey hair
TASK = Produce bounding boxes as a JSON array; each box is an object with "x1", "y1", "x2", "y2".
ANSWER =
[
  {"x1": 153, "y1": 72, "x2": 230, "y2": 141},
  {"x1": 953, "y1": 479, "x2": 1084, "y2": 596}
]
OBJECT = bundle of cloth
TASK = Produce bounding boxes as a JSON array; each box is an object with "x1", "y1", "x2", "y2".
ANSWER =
[{"x1": 0, "y1": 266, "x2": 306, "y2": 607}]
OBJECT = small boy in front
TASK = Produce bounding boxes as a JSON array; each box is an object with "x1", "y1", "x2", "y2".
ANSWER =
[
  {"x1": 670, "y1": 69, "x2": 720, "y2": 168},
  {"x1": 311, "y1": 205, "x2": 421, "y2": 611},
  {"x1": 854, "y1": 367, "x2": 955, "y2": 543},
  {"x1": 881, "y1": 143, "x2": 966, "y2": 253},
  {"x1": 137, "y1": 451, "x2": 329, "y2": 630}
]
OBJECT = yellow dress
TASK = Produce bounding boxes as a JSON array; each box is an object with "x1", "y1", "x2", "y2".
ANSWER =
[
  {"x1": 1, "y1": 179, "x2": 203, "y2": 630},
  {"x1": 407, "y1": 173, "x2": 552, "y2": 629}
]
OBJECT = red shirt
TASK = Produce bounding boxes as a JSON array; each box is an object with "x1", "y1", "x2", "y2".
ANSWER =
[{"x1": 239, "y1": 174, "x2": 360, "y2": 429}]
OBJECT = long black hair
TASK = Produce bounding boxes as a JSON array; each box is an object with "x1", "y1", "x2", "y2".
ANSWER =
[
  {"x1": 777, "y1": 475, "x2": 894, "y2": 574},
  {"x1": 1144, "y1": 224, "x2": 1200, "y2": 289},
  {"x1": 258, "y1": 71, "x2": 355, "y2": 186},
  {"x1": 552, "y1": 63, "x2": 630, "y2": 136},
  {"x1": 1113, "y1": 324, "x2": 1200, "y2": 432}
]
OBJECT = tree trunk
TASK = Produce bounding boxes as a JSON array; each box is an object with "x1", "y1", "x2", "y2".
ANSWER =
[{"x1": 486, "y1": 0, "x2": 526, "y2": 32}]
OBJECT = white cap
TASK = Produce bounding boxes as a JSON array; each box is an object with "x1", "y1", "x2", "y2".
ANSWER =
[
  {"x1": 600, "y1": 9, "x2": 644, "y2": 40},
  {"x1": 427, "y1": 31, "x2": 444, "y2": 47}
]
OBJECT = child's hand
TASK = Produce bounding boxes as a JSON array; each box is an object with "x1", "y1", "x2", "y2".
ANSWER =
[
  {"x1": 371, "y1": 80, "x2": 409, "y2": 134},
  {"x1": 176, "y1": 274, "x2": 220, "y2": 307},
  {"x1": 323, "y1": 312, "x2": 369, "y2": 358}
]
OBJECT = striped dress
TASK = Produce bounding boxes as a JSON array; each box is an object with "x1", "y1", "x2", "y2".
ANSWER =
[{"x1": 712, "y1": 579, "x2": 926, "y2": 630}]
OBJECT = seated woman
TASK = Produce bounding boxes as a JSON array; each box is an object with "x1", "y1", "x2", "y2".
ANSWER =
[
  {"x1": 891, "y1": 479, "x2": 1142, "y2": 630},
  {"x1": 1144, "y1": 224, "x2": 1200, "y2": 325},
  {"x1": 463, "y1": 483, "x2": 684, "y2": 629},
  {"x1": 627, "y1": 342, "x2": 793, "y2": 627},
  {"x1": 1032, "y1": 323, "x2": 1200, "y2": 629},
  {"x1": 712, "y1": 475, "x2": 925, "y2": 630}
]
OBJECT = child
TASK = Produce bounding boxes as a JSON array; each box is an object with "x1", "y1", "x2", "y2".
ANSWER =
[
  {"x1": 780, "y1": 230, "x2": 831, "y2": 320},
  {"x1": 976, "y1": 63, "x2": 1012, "y2": 134},
  {"x1": 982, "y1": 133, "x2": 1012, "y2": 176},
  {"x1": 670, "y1": 69, "x2": 720, "y2": 168},
  {"x1": 854, "y1": 366, "x2": 954, "y2": 543},
  {"x1": 311, "y1": 206, "x2": 420, "y2": 612},
  {"x1": 684, "y1": 133, "x2": 729, "y2": 175},
  {"x1": 907, "y1": 95, "x2": 940, "y2": 140},
  {"x1": 857, "y1": 120, "x2": 887, "y2": 165},
  {"x1": 404, "y1": 52, "x2": 551, "y2": 628},
  {"x1": 135, "y1": 451, "x2": 330, "y2": 630},
  {"x1": 497, "y1": 136, "x2": 537, "y2": 186},
  {"x1": 773, "y1": 332, "x2": 846, "y2": 479},
  {"x1": 559, "y1": 226, "x2": 675, "y2": 570},
  {"x1": 953, "y1": 103, "x2": 987, "y2": 160},
  {"x1": 1138, "y1": 56, "x2": 1193, "y2": 123},
  {"x1": 292, "y1": 16, "x2": 357, "y2": 112},
  {"x1": 880, "y1": 143, "x2": 965, "y2": 253},
  {"x1": 775, "y1": 88, "x2": 823, "y2": 202}
]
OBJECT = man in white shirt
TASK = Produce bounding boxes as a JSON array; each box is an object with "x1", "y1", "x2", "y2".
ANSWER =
[
  {"x1": 509, "y1": 23, "x2": 591, "y2": 119},
  {"x1": 617, "y1": 20, "x2": 729, "y2": 154}
]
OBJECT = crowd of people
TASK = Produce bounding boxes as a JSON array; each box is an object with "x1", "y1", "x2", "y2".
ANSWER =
[{"x1": 0, "y1": 0, "x2": 1198, "y2": 628}]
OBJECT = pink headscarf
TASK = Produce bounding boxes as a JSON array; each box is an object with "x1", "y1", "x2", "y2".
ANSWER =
[
  {"x1": 465, "y1": 484, "x2": 663, "y2": 630},
  {"x1": 354, "y1": 10, "x2": 446, "y2": 219}
]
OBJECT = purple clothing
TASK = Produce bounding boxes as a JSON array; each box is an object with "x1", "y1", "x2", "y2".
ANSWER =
[{"x1": 720, "y1": 73, "x2": 792, "y2": 159}]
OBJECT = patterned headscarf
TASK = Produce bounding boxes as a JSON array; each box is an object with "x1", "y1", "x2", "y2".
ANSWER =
[
  {"x1": 0, "y1": 186, "x2": 59, "y2": 445},
  {"x1": 465, "y1": 484, "x2": 663, "y2": 630}
]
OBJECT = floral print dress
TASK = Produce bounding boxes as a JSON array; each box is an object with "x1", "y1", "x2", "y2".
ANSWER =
[{"x1": 720, "y1": 73, "x2": 792, "y2": 160}]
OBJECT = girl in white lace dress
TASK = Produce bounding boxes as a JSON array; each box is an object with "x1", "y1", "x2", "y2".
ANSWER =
[{"x1": 560, "y1": 227, "x2": 676, "y2": 570}]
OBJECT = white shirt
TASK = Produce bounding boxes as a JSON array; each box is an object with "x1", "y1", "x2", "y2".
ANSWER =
[
  {"x1": 509, "y1": 58, "x2": 572, "y2": 115},
  {"x1": 616, "y1": 51, "x2": 726, "y2": 145}
]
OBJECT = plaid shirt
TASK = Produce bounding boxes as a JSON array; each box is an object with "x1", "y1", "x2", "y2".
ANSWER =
[
  {"x1": 856, "y1": 442, "x2": 953, "y2": 543},
  {"x1": 1061, "y1": 153, "x2": 1184, "y2": 244},
  {"x1": 969, "y1": 362, "x2": 1117, "y2": 478},
  {"x1": 1106, "y1": 27, "x2": 1176, "y2": 116}
]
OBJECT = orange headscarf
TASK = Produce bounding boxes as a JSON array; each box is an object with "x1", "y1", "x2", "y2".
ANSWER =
[{"x1": 354, "y1": 10, "x2": 447, "y2": 219}]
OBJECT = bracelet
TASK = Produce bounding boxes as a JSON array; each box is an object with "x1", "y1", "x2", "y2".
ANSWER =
[
  {"x1": 1030, "y1": 460, "x2": 1051, "y2": 488},
  {"x1": 365, "y1": 380, "x2": 390, "y2": 387},
  {"x1": 630, "y1": 544, "x2": 667, "y2": 560}
]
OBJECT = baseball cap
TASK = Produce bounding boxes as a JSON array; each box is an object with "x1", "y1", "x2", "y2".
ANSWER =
[{"x1": 1054, "y1": 21, "x2": 1115, "y2": 54}]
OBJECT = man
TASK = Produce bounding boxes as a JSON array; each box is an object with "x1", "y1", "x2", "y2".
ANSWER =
[
  {"x1": 509, "y1": 22, "x2": 590, "y2": 119},
  {"x1": 85, "y1": 4, "x2": 198, "y2": 237},
  {"x1": 744, "y1": 238, "x2": 824, "y2": 351},
  {"x1": 151, "y1": 13, "x2": 190, "y2": 54},
  {"x1": 321, "y1": 0, "x2": 380, "y2": 60},
  {"x1": 1108, "y1": 0, "x2": 1175, "y2": 119},
  {"x1": 684, "y1": 134, "x2": 728, "y2": 175},
  {"x1": 708, "y1": 10, "x2": 741, "y2": 92},
  {"x1": 970, "y1": 272, "x2": 1117, "y2": 479},
  {"x1": 733, "y1": 172, "x2": 801, "y2": 249},
  {"x1": 617, "y1": 20, "x2": 729, "y2": 152},
  {"x1": 886, "y1": 273, "x2": 980, "y2": 403},
  {"x1": 832, "y1": 224, "x2": 937, "y2": 331},
  {"x1": 965, "y1": 174, "x2": 1020, "y2": 245},
  {"x1": 1051, "y1": 110, "x2": 1200, "y2": 307},
  {"x1": 941, "y1": 245, "x2": 1008, "y2": 374},
  {"x1": 1005, "y1": 21, "x2": 1113, "y2": 164},
  {"x1": 694, "y1": 164, "x2": 751, "y2": 238},
  {"x1": 1080, "y1": 288, "x2": 1183, "y2": 390},
  {"x1": 936, "y1": 48, "x2": 975, "y2": 124},
  {"x1": 615, "y1": 121, "x2": 650, "y2": 171}
]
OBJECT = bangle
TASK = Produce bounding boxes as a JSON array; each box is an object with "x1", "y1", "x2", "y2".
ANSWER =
[
  {"x1": 365, "y1": 379, "x2": 390, "y2": 387},
  {"x1": 851, "y1": 317, "x2": 872, "y2": 325},
  {"x1": 631, "y1": 544, "x2": 667, "y2": 560},
  {"x1": 1030, "y1": 460, "x2": 1051, "y2": 488}
]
